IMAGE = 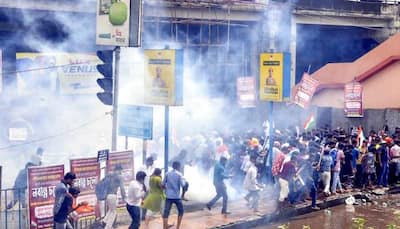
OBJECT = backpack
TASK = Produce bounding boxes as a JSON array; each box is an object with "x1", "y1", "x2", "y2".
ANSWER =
[
  {"x1": 95, "y1": 177, "x2": 109, "y2": 201},
  {"x1": 330, "y1": 148, "x2": 337, "y2": 169}
]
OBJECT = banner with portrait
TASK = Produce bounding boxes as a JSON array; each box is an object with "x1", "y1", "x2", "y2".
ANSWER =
[
  {"x1": 144, "y1": 49, "x2": 183, "y2": 106},
  {"x1": 259, "y1": 52, "x2": 291, "y2": 102}
]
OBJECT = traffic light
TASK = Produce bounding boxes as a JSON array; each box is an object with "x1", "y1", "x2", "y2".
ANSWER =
[{"x1": 96, "y1": 50, "x2": 114, "y2": 105}]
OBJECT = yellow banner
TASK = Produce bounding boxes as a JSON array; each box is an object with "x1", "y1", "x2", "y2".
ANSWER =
[
  {"x1": 16, "y1": 53, "x2": 101, "y2": 95},
  {"x1": 144, "y1": 50, "x2": 176, "y2": 105},
  {"x1": 259, "y1": 53, "x2": 283, "y2": 101}
]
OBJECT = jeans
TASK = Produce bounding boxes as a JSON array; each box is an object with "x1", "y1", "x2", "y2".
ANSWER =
[
  {"x1": 207, "y1": 183, "x2": 228, "y2": 213},
  {"x1": 54, "y1": 221, "x2": 73, "y2": 229},
  {"x1": 163, "y1": 199, "x2": 184, "y2": 218},
  {"x1": 331, "y1": 171, "x2": 342, "y2": 193},
  {"x1": 378, "y1": 163, "x2": 389, "y2": 186},
  {"x1": 126, "y1": 204, "x2": 141, "y2": 229},
  {"x1": 310, "y1": 182, "x2": 317, "y2": 207}
]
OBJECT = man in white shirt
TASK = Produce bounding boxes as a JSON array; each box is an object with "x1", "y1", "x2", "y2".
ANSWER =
[
  {"x1": 126, "y1": 171, "x2": 146, "y2": 229},
  {"x1": 243, "y1": 156, "x2": 262, "y2": 212}
]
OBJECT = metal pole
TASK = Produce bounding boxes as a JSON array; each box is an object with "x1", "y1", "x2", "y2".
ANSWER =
[
  {"x1": 268, "y1": 101, "x2": 274, "y2": 181},
  {"x1": 112, "y1": 46, "x2": 121, "y2": 151},
  {"x1": 142, "y1": 140, "x2": 148, "y2": 164},
  {"x1": 125, "y1": 136, "x2": 128, "y2": 150},
  {"x1": 164, "y1": 106, "x2": 170, "y2": 173}
]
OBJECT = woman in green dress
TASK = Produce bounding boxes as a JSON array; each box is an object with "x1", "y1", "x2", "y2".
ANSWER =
[{"x1": 142, "y1": 168, "x2": 165, "y2": 226}]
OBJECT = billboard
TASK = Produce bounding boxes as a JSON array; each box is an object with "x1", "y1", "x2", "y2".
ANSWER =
[
  {"x1": 16, "y1": 53, "x2": 102, "y2": 95},
  {"x1": 144, "y1": 49, "x2": 183, "y2": 106},
  {"x1": 70, "y1": 157, "x2": 100, "y2": 220},
  {"x1": 106, "y1": 150, "x2": 134, "y2": 208},
  {"x1": 96, "y1": 0, "x2": 142, "y2": 47},
  {"x1": 28, "y1": 165, "x2": 65, "y2": 229},
  {"x1": 293, "y1": 72, "x2": 319, "y2": 108},
  {"x1": 259, "y1": 52, "x2": 291, "y2": 102},
  {"x1": 237, "y1": 77, "x2": 256, "y2": 108},
  {"x1": 118, "y1": 104, "x2": 153, "y2": 139},
  {"x1": 344, "y1": 82, "x2": 363, "y2": 117}
]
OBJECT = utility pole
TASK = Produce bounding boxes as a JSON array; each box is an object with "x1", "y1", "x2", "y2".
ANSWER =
[{"x1": 112, "y1": 46, "x2": 120, "y2": 151}]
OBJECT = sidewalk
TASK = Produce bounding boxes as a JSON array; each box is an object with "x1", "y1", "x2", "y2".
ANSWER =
[{"x1": 116, "y1": 190, "x2": 357, "y2": 229}]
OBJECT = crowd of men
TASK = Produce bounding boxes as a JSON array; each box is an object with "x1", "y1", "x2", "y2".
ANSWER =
[
  {"x1": 193, "y1": 125, "x2": 400, "y2": 213},
  {"x1": 8, "y1": 124, "x2": 400, "y2": 228}
]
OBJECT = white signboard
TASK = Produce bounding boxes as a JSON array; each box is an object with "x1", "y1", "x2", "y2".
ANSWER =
[{"x1": 96, "y1": 0, "x2": 142, "y2": 47}]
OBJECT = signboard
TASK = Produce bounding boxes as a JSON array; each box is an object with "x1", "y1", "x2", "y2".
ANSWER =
[
  {"x1": 237, "y1": 77, "x2": 256, "y2": 108},
  {"x1": 344, "y1": 82, "x2": 363, "y2": 117},
  {"x1": 118, "y1": 104, "x2": 153, "y2": 139},
  {"x1": 97, "y1": 149, "x2": 110, "y2": 162},
  {"x1": 293, "y1": 72, "x2": 319, "y2": 108},
  {"x1": 106, "y1": 151, "x2": 134, "y2": 208},
  {"x1": 96, "y1": 0, "x2": 142, "y2": 47},
  {"x1": 8, "y1": 127, "x2": 29, "y2": 141},
  {"x1": 28, "y1": 165, "x2": 64, "y2": 229},
  {"x1": 16, "y1": 53, "x2": 102, "y2": 95},
  {"x1": 259, "y1": 52, "x2": 291, "y2": 102},
  {"x1": 144, "y1": 49, "x2": 183, "y2": 106},
  {"x1": 70, "y1": 157, "x2": 100, "y2": 220}
]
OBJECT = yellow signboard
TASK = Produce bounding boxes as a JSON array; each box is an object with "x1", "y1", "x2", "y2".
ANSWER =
[
  {"x1": 259, "y1": 53, "x2": 284, "y2": 101},
  {"x1": 144, "y1": 49, "x2": 183, "y2": 106}
]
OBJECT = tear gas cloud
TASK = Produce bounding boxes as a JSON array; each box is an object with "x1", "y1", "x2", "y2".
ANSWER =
[{"x1": 0, "y1": 1, "x2": 301, "y2": 207}]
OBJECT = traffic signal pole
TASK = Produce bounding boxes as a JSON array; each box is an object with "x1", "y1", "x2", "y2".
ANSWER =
[{"x1": 112, "y1": 46, "x2": 121, "y2": 151}]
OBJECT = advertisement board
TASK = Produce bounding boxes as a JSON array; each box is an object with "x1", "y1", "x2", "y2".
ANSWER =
[
  {"x1": 16, "y1": 53, "x2": 102, "y2": 95},
  {"x1": 96, "y1": 0, "x2": 142, "y2": 47},
  {"x1": 293, "y1": 72, "x2": 319, "y2": 108},
  {"x1": 106, "y1": 151, "x2": 134, "y2": 208},
  {"x1": 118, "y1": 104, "x2": 153, "y2": 139},
  {"x1": 259, "y1": 52, "x2": 291, "y2": 102},
  {"x1": 237, "y1": 77, "x2": 256, "y2": 108},
  {"x1": 344, "y1": 82, "x2": 363, "y2": 117},
  {"x1": 28, "y1": 165, "x2": 64, "y2": 229},
  {"x1": 70, "y1": 157, "x2": 100, "y2": 220},
  {"x1": 144, "y1": 49, "x2": 183, "y2": 106}
]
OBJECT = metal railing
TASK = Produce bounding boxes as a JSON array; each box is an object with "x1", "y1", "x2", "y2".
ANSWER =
[{"x1": 0, "y1": 188, "x2": 28, "y2": 229}]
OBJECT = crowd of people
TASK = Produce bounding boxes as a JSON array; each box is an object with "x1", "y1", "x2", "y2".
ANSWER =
[
  {"x1": 7, "y1": 124, "x2": 400, "y2": 228},
  {"x1": 190, "y1": 125, "x2": 400, "y2": 213}
]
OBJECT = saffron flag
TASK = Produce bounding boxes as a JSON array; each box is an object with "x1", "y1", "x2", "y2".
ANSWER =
[{"x1": 303, "y1": 114, "x2": 316, "y2": 131}]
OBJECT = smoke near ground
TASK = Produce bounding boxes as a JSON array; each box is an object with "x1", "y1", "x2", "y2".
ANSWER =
[{"x1": 0, "y1": 2, "x2": 303, "y2": 207}]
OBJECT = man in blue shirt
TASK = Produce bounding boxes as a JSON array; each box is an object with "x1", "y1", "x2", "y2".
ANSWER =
[
  {"x1": 206, "y1": 156, "x2": 232, "y2": 215},
  {"x1": 162, "y1": 161, "x2": 187, "y2": 229}
]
